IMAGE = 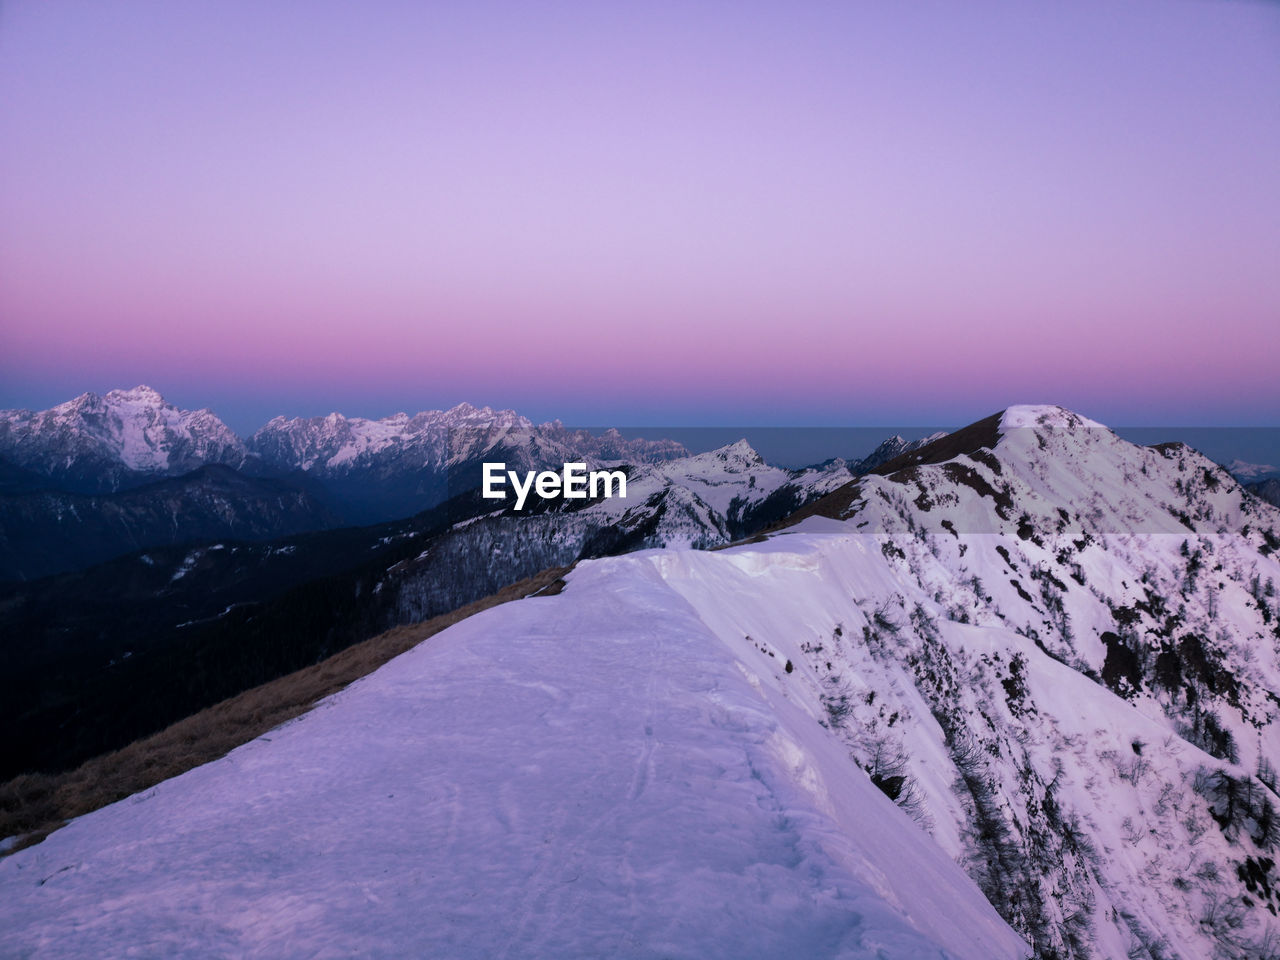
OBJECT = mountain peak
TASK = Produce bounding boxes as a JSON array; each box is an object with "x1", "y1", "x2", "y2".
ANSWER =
[
  {"x1": 0, "y1": 387, "x2": 245, "y2": 487},
  {"x1": 708, "y1": 438, "x2": 763, "y2": 464},
  {"x1": 104, "y1": 385, "x2": 168, "y2": 405},
  {"x1": 447, "y1": 401, "x2": 491, "y2": 417},
  {"x1": 999, "y1": 404, "x2": 1107, "y2": 433}
]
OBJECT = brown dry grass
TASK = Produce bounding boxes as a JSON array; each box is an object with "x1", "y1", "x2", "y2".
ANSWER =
[{"x1": 0, "y1": 564, "x2": 573, "y2": 856}]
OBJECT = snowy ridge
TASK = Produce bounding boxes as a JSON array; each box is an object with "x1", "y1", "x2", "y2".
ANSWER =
[
  {"x1": 0, "y1": 552, "x2": 1027, "y2": 959},
  {"x1": 766, "y1": 405, "x2": 1280, "y2": 958},
  {"x1": 831, "y1": 404, "x2": 1273, "y2": 536}
]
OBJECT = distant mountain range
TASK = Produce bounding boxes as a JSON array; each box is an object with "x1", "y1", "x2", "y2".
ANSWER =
[
  {"x1": 0, "y1": 387, "x2": 941, "y2": 580},
  {"x1": 0, "y1": 387, "x2": 686, "y2": 516},
  {"x1": 1224, "y1": 459, "x2": 1280, "y2": 483}
]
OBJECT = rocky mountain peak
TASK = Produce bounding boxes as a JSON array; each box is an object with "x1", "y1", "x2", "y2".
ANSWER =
[{"x1": 104, "y1": 385, "x2": 167, "y2": 405}]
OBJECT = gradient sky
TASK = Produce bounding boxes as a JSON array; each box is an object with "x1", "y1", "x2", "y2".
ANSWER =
[{"x1": 1, "y1": 0, "x2": 1277, "y2": 432}]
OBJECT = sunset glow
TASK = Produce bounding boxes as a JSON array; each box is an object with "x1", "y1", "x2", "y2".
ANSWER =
[{"x1": 2, "y1": 1, "x2": 1277, "y2": 430}]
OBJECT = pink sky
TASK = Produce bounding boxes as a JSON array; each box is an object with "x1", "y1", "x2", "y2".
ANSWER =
[{"x1": 2, "y1": 1, "x2": 1277, "y2": 430}]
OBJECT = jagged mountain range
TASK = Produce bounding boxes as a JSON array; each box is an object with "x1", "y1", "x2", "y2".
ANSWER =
[
  {"x1": 0, "y1": 386, "x2": 944, "y2": 497},
  {"x1": 0, "y1": 387, "x2": 684, "y2": 495},
  {"x1": 4, "y1": 404, "x2": 1280, "y2": 959},
  {"x1": 0, "y1": 387, "x2": 944, "y2": 580},
  {"x1": 0, "y1": 387, "x2": 698, "y2": 533}
]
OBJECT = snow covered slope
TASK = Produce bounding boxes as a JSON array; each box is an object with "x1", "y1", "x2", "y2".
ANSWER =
[
  {"x1": 714, "y1": 405, "x2": 1280, "y2": 959},
  {"x1": 0, "y1": 555, "x2": 1026, "y2": 960},
  {"x1": 0, "y1": 387, "x2": 247, "y2": 493}
]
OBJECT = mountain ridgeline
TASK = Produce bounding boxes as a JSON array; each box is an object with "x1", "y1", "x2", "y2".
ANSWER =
[{"x1": 3, "y1": 404, "x2": 1280, "y2": 960}]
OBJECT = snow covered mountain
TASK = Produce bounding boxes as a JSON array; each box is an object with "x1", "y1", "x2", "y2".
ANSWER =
[
  {"x1": 6, "y1": 403, "x2": 1278, "y2": 957},
  {"x1": 7, "y1": 404, "x2": 1279, "y2": 959},
  {"x1": 724, "y1": 405, "x2": 1280, "y2": 959},
  {"x1": 380, "y1": 408, "x2": 1280, "y2": 960},
  {"x1": 348, "y1": 405, "x2": 1280, "y2": 958},
  {"x1": 0, "y1": 389, "x2": 690, "y2": 520},
  {"x1": 249, "y1": 403, "x2": 687, "y2": 475},
  {"x1": 0, "y1": 387, "x2": 247, "y2": 493}
]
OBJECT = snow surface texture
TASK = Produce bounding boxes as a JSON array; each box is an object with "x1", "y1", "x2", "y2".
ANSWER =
[
  {"x1": 0, "y1": 558, "x2": 1025, "y2": 960},
  {"x1": 6, "y1": 405, "x2": 1279, "y2": 959}
]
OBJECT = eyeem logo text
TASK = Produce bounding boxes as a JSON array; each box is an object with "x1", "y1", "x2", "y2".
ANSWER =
[{"x1": 482, "y1": 462, "x2": 628, "y2": 511}]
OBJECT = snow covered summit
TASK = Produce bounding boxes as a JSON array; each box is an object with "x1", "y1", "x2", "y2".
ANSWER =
[{"x1": 0, "y1": 386, "x2": 247, "y2": 492}]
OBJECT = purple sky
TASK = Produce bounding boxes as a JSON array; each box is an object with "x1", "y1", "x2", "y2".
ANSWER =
[{"x1": 1, "y1": 0, "x2": 1277, "y2": 432}]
